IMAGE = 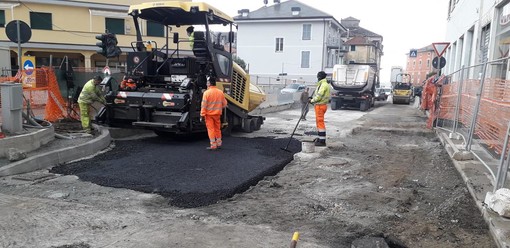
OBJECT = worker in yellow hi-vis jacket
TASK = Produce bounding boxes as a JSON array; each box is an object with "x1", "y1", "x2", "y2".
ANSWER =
[
  {"x1": 309, "y1": 71, "x2": 330, "y2": 146},
  {"x1": 78, "y1": 75, "x2": 106, "y2": 134}
]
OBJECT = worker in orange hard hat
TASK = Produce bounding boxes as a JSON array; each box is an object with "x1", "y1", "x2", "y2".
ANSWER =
[{"x1": 200, "y1": 76, "x2": 227, "y2": 151}]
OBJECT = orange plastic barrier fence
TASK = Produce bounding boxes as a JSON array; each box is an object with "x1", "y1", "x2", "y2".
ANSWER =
[
  {"x1": 0, "y1": 67, "x2": 77, "y2": 124},
  {"x1": 434, "y1": 75, "x2": 510, "y2": 157}
]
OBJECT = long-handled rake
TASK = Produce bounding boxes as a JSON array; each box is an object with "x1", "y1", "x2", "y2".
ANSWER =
[{"x1": 281, "y1": 96, "x2": 312, "y2": 152}]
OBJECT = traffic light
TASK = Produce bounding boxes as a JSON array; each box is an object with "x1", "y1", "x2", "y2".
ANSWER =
[
  {"x1": 95, "y1": 33, "x2": 122, "y2": 58},
  {"x1": 105, "y1": 33, "x2": 122, "y2": 58},
  {"x1": 95, "y1": 34, "x2": 107, "y2": 57}
]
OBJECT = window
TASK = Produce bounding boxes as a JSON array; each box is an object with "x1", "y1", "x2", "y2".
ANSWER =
[
  {"x1": 30, "y1": 12, "x2": 52, "y2": 30},
  {"x1": 106, "y1": 18, "x2": 125, "y2": 35},
  {"x1": 0, "y1": 10, "x2": 5, "y2": 28},
  {"x1": 147, "y1": 21, "x2": 164, "y2": 37},
  {"x1": 350, "y1": 45, "x2": 356, "y2": 51},
  {"x1": 302, "y1": 24, "x2": 311, "y2": 40},
  {"x1": 427, "y1": 59, "x2": 430, "y2": 68},
  {"x1": 301, "y1": 51, "x2": 310, "y2": 68},
  {"x1": 216, "y1": 54, "x2": 231, "y2": 76},
  {"x1": 480, "y1": 24, "x2": 490, "y2": 63},
  {"x1": 275, "y1": 37, "x2": 284, "y2": 52}
]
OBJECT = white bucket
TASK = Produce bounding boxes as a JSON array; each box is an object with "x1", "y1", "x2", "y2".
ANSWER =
[{"x1": 302, "y1": 141, "x2": 315, "y2": 153}]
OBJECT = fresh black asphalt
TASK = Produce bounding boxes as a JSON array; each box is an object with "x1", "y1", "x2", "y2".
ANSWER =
[{"x1": 51, "y1": 135, "x2": 301, "y2": 208}]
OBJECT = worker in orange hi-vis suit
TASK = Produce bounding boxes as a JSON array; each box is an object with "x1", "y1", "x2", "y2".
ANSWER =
[
  {"x1": 200, "y1": 76, "x2": 227, "y2": 151},
  {"x1": 421, "y1": 75, "x2": 441, "y2": 129},
  {"x1": 421, "y1": 76, "x2": 435, "y2": 111}
]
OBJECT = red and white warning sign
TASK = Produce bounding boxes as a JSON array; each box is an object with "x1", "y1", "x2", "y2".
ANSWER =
[
  {"x1": 432, "y1": 42, "x2": 450, "y2": 57},
  {"x1": 103, "y1": 66, "x2": 111, "y2": 75}
]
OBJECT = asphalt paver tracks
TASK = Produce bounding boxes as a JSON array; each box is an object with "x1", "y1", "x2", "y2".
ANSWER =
[{"x1": 51, "y1": 136, "x2": 301, "y2": 208}]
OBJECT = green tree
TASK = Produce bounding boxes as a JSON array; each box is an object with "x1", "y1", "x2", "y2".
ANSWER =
[{"x1": 233, "y1": 55, "x2": 247, "y2": 71}]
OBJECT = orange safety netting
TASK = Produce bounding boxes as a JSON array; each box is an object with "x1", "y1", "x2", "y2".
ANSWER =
[
  {"x1": 43, "y1": 67, "x2": 68, "y2": 122},
  {"x1": 0, "y1": 67, "x2": 77, "y2": 124},
  {"x1": 433, "y1": 75, "x2": 510, "y2": 156}
]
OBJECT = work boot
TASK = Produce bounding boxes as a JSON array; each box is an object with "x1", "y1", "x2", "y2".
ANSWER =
[{"x1": 314, "y1": 139, "x2": 326, "y2": 147}]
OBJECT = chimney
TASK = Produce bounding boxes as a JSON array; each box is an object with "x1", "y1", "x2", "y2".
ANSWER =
[
  {"x1": 238, "y1": 9, "x2": 250, "y2": 17},
  {"x1": 291, "y1": 7, "x2": 301, "y2": 16}
]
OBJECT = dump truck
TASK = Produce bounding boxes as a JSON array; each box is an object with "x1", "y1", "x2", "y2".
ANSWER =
[
  {"x1": 330, "y1": 64, "x2": 376, "y2": 111},
  {"x1": 97, "y1": 1, "x2": 266, "y2": 135}
]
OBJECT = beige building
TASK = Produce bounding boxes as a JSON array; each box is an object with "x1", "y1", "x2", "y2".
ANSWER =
[
  {"x1": 340, "y1": 17, "x2": 383, "y2": 86},
  {"x1": 0, "y1": 0, "x2": 191, "y2": 73}
]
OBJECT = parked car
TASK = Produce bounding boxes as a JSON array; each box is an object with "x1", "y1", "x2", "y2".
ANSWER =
[
  {"x1": 374, "y1": 88, "x2": 388, "y2": 101},
  {"x1": 383, "y1": 88, "x2": 392, "y2": 96},
  {"x1": 280, "y1": 83, "x2": 306, "y2": 94}
]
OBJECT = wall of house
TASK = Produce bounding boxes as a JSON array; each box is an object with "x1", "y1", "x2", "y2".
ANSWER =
[
  {"x1": 0, "y1": 1, "x2": 189, "y2": 69},
  {"x1": 237, "y1": 20, "x2": 326, "y2": 83},
  {"x1": 345, "y1": 45, "x2": 373, "y2": 64},
  {"x1": 444, "y1": 0, "x2": 498, "y2": 77}
]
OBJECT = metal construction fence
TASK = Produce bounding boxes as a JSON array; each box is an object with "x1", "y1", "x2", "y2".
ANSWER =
[{"x1": 434, "y1": 57, "x2": 510, "y2": 190}]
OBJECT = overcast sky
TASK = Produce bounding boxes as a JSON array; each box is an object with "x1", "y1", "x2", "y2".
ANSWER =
[{"x1": 198, "y1": 0, "x2": 449, "y2": 83}]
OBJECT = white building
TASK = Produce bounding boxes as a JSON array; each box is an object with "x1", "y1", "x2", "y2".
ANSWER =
[
  {"x1": 445, "y1": 0, "x2": 510, "y2": 78},
  {"x1": 234, "y1": 0, "x2": 347, "y2": 83}
]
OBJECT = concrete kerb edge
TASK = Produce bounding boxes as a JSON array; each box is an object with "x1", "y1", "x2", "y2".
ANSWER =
[
  {"x1": 435, "y1": 129, "x2": 510, "y2": 248},
  {"x1": 0, "y1": 127, "x2": 55, "y2": 158},
  {"x1": 0, "y1": 127, "x2": 112, "y2": 177}
]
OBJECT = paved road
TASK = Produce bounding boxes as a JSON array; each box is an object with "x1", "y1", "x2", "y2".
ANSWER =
[
  {"x1": 51, "y1": 135, "x2": 300, "y2": 208},
  {"x1": 49, "y1": 100, "x2": 376, "y2": 208}
]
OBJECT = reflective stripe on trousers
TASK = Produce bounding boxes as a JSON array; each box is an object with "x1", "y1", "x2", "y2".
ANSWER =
[
  {"x1": 205, "y1": 115, "x2": 222, "y2": 148},
  {"x1": 315, "y1": 104, "x2": 327, "y2": 140}
]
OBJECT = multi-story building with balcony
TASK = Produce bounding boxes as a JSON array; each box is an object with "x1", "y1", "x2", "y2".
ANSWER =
[
  {"x1": 234, "y1": 0, "x2": 347, "y2": 83},
  {"x1": 0, "y1": 0, "x2": 191, "y2": 73}
]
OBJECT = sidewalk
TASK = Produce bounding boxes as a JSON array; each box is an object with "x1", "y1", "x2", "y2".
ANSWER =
[
  {"x1": 436, "y1": 128, "x2": 510, "y2": 248},
  {"x1": 0, "y1": 124, "x2": 111, "y2": 177}
]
